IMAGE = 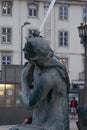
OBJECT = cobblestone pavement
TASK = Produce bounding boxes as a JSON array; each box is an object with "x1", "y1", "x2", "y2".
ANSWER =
[
  {"x1": 0, "y1": 125, "x2": 15, "y2": 130},
  {"x1": 69, "y1": 114, "x2": 78, "y2": 130},
  {"x1": 70, "y1": 119, "x2": 78, "y2": 130},
  {"x1": 0, "y1": 117, "x2": 78, "y2": 130}
]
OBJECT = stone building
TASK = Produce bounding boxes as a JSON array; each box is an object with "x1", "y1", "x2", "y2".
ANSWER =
[{"x1": 0, "y1": 0, "x2": 86, "y2": 124}]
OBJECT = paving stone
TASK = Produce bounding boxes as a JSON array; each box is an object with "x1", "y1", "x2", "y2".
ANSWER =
[{"x1": 0, "y1": 119, "x2": 78, "y2": 130}]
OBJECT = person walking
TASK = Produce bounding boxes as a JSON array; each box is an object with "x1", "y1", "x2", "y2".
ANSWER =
[{"x1": 70, "y1": 97, "x2": 78, "y2": 119}]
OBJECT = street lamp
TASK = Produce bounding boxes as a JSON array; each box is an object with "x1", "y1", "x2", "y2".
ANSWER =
[
  {"x1": 78, "y1": 21, "x2": 87, "y2": 105},
  {"x1": 21, "y1": 22, "x2": 31, "y2": 65}
]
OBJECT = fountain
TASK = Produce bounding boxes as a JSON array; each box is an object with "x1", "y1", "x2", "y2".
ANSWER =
[{"x1": 9, "y1": 0, "x2": 70, "y2": 129}]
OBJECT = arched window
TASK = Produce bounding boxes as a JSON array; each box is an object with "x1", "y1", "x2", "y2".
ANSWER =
[
  {"x1": 2, "y1": 1, "x2": 12, "y2": 15},
  {"x1": 28, "y1": 4, "x2": 38, "y2": 17}
]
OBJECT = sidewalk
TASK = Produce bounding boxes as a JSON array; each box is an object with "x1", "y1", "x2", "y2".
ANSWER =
[
  {"x1": 70, "y1": 119, "x2": 78, "y2": 130},
  {"x1": 0, "y1": 125, "x2": 15, "y2": 130},
  {"x1": 0, "y1": 119, "x2": 78, "y2": 130}
]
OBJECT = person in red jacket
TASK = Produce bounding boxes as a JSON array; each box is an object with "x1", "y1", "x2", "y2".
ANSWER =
[
  {"x1": 23, "y1": 115, "x2": 32, "y2": 124},
  {"x1": 70, "y1": 97, "x2": 78, "y2": 119}
]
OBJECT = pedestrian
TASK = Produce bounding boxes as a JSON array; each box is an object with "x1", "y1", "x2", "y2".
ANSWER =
[
  {"x1": 23, "y1": 115, "x2": 32, "y2": 124},
  {"x1": 70, "y1": 97, "x2": 78, "y2": 119}
]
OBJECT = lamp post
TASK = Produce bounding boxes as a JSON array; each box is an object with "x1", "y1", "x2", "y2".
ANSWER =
[
  {"x1": 78, "y1": 21, "x2": 87, "y2": 105},
  {"x1": 21, "y1": 22, "x2": 30, "y2": 65}
]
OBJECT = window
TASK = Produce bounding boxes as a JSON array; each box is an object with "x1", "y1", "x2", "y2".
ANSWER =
[
  {"x1": 28, "y1": 29, "x2": 38, "y2": 37},
  {"x1": 83, "y1": 7, "x2": 87, "y2": 22},
  {"x1": 5, "y1": 84, "x2": 14, "y2": 107},
  {"x1": 15, "y1": 84, "x2": 23, "y2": 107},
  {"x1": 59, "y1": 31, "x2": 68, "y2": 46},
  {"x1": 0, "y1": 85, "x2": 5, "y2": 107},
  {"x1": 2, "y1": 55, "x2": 11, "y2": 65},
  {"x1": 60, "y1": 58, "x2": 68, "y2": 69},
  {"x1": 28, "y1": 4, "x2": 38, "y2": 17},
  {"x1": 2, "y1": 1, "x2": 12, "y2": 16},
  {"x1": 2, "y1": 27, "x2": 12, "y2": 44},
  {"x1": 59, "y1": 6, "x2": 68, "y2": 20},
  {"x1": 0, "y1": 84, "x2": 23, "y2": 107}
]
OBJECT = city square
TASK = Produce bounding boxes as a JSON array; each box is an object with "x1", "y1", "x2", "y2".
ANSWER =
[
  {"x1": 0, "y1": 0, "x2": 86, "y2": 130},
  {"x1": 0, "y1": 119, "x2": 78, "y2": 130}
]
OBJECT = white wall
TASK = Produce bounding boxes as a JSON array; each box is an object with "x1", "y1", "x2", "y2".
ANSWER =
[
  {"x1": 50, "y1": 3, "x2": 84, "y2": 80},
  {"x1": 0, "y1": 0, "x2": 85, "y2": 82}
]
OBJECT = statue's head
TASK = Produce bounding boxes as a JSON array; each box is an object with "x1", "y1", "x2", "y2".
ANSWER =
[{"x1": 23, "y1": 36, "x2": 53, "y2": 61}]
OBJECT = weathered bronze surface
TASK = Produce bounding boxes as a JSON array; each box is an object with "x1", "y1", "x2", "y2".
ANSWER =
[
  {"x1": 10, "y1": 36, "x2": 70, "y2": 130},
  {"x1": 77, "y1": 105, "x2": 87, "y2": 130}
]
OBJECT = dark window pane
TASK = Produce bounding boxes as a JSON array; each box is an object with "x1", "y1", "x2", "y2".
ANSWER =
[
  {"x1": 34, "y1": 9, "x2": 37, "y2": 16},
  {"x1": 29, "y1": 9, "x2": 32, "y2": 16},
  {"x1": 59, "y1": 31, "x2": 68, "y2": 46},
  {"x1": 29, "y1": 4, "x2": 37, "y2": 17}
]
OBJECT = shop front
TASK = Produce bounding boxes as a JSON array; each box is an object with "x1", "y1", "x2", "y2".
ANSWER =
[{"x1": 0, "y1": 65, "x2": 31, "y2": 125}]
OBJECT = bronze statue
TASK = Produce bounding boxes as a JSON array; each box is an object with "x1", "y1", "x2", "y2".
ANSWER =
[
  {"x1": 76, "y1": 105, "x2": 87, "y2": 130},
  {"x1": 21, "y1": 35, "x2": 70, "y2": 130}
]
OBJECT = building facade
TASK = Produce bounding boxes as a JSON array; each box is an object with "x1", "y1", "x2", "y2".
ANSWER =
[{"x1": 0, "y1": 0, "x2": 86, "y2": 124}]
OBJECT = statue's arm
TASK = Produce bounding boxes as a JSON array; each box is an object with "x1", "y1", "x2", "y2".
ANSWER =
[
  {"x1": 29, "y1": 79, "x2": 44, "y2": 107},
  {"x1": 22, "y1": 65, "x2": 57, "y2": 108},
  {"x1": 21, "y1": 63, "x2": 45, "y2": 108},
  {"x1": 21, "y1": 63, "x2": 32, "y2": 105},
  {"x1": 28, "y1": 72, "x2": 55, "y2": 108}
]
